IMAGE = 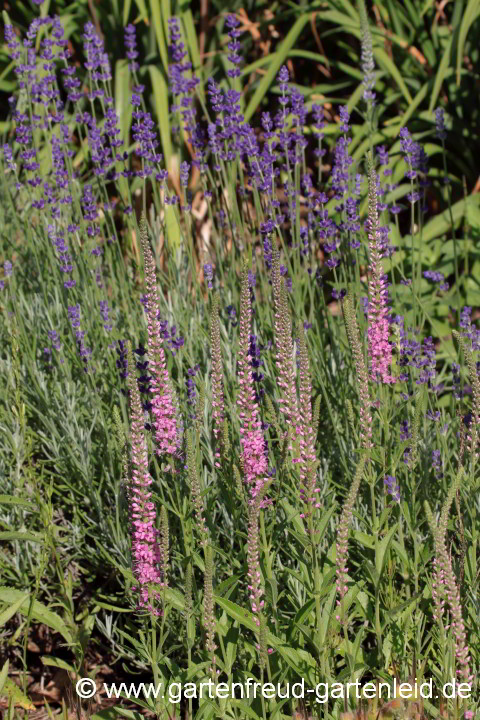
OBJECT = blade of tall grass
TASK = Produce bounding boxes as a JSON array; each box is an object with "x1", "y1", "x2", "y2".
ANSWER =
[
  {"x1": 147, "y1": 66, "x2": 181, "y2": 245},
  {"x1": 149, "y1": 65, "x2": 173, "y2": 170},
  {"x1": 149, "y1": 0, "x2": 169, "y2": 73},
  {"x1": 122, "y1": 0, "x2": 133, "y2": 25},
  {"x1": 244, "y1": 14, "x2": 310, "y2": 123},
  {"x1": 132, "y1": 0, "x2": 149, "y2": 23},
  {"x1": 115, "y1": 59, "x2": 133, "y2": 147},
  {"x1": 373, "y1": 46, "x2": 413, "y2": 104},
  {"x1": 428, "y1": 35, "x2": 453, "y2": 112},
  {"x1": 456, "y1": 0, "x2": 480, "y2": 85},
  {"x1": 182, "y1": 8, "x2": 204, "y2": 97}
]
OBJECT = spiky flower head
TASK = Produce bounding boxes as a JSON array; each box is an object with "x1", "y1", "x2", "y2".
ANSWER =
[
  {"x1": 126, "y1": 342, "x2": 163, "y2": 615},
  {"x1": 139, "y1": 215, "x2": 179, "y2": 459},
  {"x1": 366, "y1": 152, "x2": 395, "y2": 384},
  {"x1": 237, "y1": 260, "x2": 268, "y2": 495},
  {"x1": 358, "y1": 0, "x2": 376, "y2": 104}
]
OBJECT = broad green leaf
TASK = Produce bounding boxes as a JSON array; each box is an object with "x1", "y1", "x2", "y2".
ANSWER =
[
  {"x1": 0, "y1": 593, "x2": 29, "y2": 627},
  {"x1": 375, "y1": 523, "x2": 398, "y2": 579},
  {"x1": 41, "y1": 656, "x2": 76, "y2": 672},
  {"x1": 244, "y1": 15, "x2": 310, "y2": 122},
  {"x1": 149, "y1": 65, "x2": 172, "y2": 169},
  {"x1": 214, "y1": 596, "x2": 257, "y2": 634},
  {"x1": 0, "y1": 678, "x2": 35, "y2": 710},
  {"x1": 423, "y1": 195, "x2": 480, "y2": 242},
  {"x1": 0, "y1": 587, "x2": 72, "y2": 644},
  {"x1": 122, "y1": 0, "x2": 133, "y2": 24},
  {"x1": 280, "y1": 498, "x2": 306, "y2": 537},
  {"x1": 466, "y1": 200, "x2": 480, "y2": 232},
  {"x1": 386, "y1": 591, "x2": 423, "y2": 619},
  {"x1": 148, "y1": 66, "x2": 181, "y2": 250},
  {"x1": 352, "y1": 530, "x2": 375, "y2": 549},
  {"x1": 115, "y1": 59, "x2": 133, "y2": 149},
  {"x1": 0, "y1": 531, "x2": 44, "y2": 542},
  {"x1": 0, "y1": 660, "x2": 8, "y2": 694},
  {"x1": 0, "y1": 495, "x2": 34, "y2": 508}
]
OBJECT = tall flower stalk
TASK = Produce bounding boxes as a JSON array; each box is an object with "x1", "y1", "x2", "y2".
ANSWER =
[
  {"x1": 237, "y1": 261, "x2": 269, "y2": 665},
  {"x1": 237, "y1": 262, "x2": 269, "y2": 492},
  {"x1": 209, "y1": 292, "x2": 227, "y2": 467},
  {"x1": 271, "y1": 244, "x2": 299, "y2": 458},
  {"x1": 343, "y1": 295, "x2": 374, "y2": 450},
  {"x1": 335, "y1": 454, "x2": 367, "y2": 623},
  {"x1": 139, "y1": 216, "x2": 179, "y2": 460},
  {"x1": 366, "y1": 152, "x2": 395, "y2": 385},
  {"x1": 296, "y1": 322, "x2": 320, "y2": 521},
  {"x1": 425, "y1": 468, "x2": 471, "y2": 686},
  {"x1": 126, "y1": 342, "x2": 163, "y2": 614},
  {"x1": 454, "y1": 328, "x2": 480, "y2": 473},
  {"x1": 358, "y1": 0, "x2": 376, "y2": 133}
]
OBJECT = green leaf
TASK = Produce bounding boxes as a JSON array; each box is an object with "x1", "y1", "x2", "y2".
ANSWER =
[
  {"x1": 148, "y1": 66, "x2": 181, "y2": 250},
  {"x1": 132, "y1": 0, "x2": 148, "y2": 22},
  {"x1": 214, "y1": 596, "x2": 257, "y2": 634},
  {"x1": 122, "y1": 0, "x2": 133, "y2": 24},
  {"x1": 93, "y1": 601, "x2": 132, "y2": 612},
  {"x1": 244, "y1": 15, "x2": 310, "y2": 122},
  {"x1": 456, "y1": 0, "x2": 480, "y2": 85},
  {"x1": 373, "y1": 47, "x2": 412, "y2": 103},
  {"x1": 0, "y1": 587, "x2": 72, "y2": 644},
  {"x1": 182, "y1": 9, "x2": 203, "y2": 94},
  {"x1": 0, "y1": 495, "x2": 34, "y2": 508},
  {"x1": 399, "y1": 81, "x2": 429, "y2": 127},
  {"x1": 422, "y1": 195, "x2": 480, "y2": 242},
  {"x1": 149, "y1": 0, "x2": 168, "y2": 73},
  {"x1": 0, "y1": 531, "x2": 44, "y2": 542},
  {"x1": 375, "y1": 524, "x2": 398, "y2": 579},
  {"x1": 385, "y1": 590, "x2": 423, "y2": 619},
  {"x1": 115, "y1": 59, "x2": 133, "y2": 149},
  {"x1": 0, "y1": 592, "x2": 29, "y2": 627},
  {"x1": 0, "y1": 678, "x2": 35, "y2": 710},
  {"x1": 148, "y1": 65, "x2": 172, "y2": 169},
  {"x1": 0, "y1": 660, "x2": 9, "y2": 694},
  {"x1": 41, "y1": 656, "x2": 76, "y2": 672},
  {"x1": 429, "y1": 35, "x2": 453, "y2": 112},
  {"x1": 353, "y1": 530, "x2": 375, "y2": 550}
]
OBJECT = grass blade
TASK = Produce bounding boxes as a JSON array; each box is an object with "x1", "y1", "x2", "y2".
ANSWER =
[
  {"x1": 244, "y1": 14, "x2": 310, "y2": 123},
  {"x1": 149, "y1": 0, "x2": 169, "y2": 73},
  {"x1": 373, "y1": 46, "x2": 413, "y2": 104},
  {"x1": 429, "y1": 35, "x2": 452, "y2": 112},
  {"x1": 456, "y1": 0, "x2": 480, "y2": 85}
]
